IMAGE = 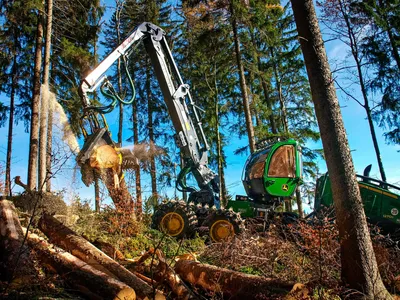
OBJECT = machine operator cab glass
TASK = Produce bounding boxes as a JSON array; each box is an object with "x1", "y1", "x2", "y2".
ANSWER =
[{"x1": 242, "y1": 139, "x2": 302, "y2": 203}]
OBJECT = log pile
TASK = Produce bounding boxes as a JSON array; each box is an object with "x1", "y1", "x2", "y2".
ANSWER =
[{"x1": 0, "y1": 201, "x2": 296, "y2": 299}]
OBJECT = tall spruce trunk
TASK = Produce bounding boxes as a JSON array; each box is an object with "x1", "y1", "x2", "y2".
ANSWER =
[
  {"x1": 378, "y1": 0, "x2": 400, "y2": 71},
  {"x1": 5, "y1": 50, "x2": 17, "y2": 197},
  {"x1": 290, "y1": 1, "x2": 391, "y2": 298},
  {"x1": 230, "y1": 4, "x2": 255, "y2": 153},
  {"x1": 338, "y1": 0, "x2": 387, "y2": 182},
  {"x1": 46, "y1": 103, "x2": 53, "y2": 192},
  {"x1": 213, "y1": 66, "x2": 226, "y2": 206},
  {"x1": 28, "y1": 10, "x2": 44, "y2": 191},
  {"x1": 270, "y1": 47, "x2": 289, "y2": 133},
  {"x1": 132, "y1": 99, "x2": 142, "y2": 215},
  {"x1": 116, "y1": 4, "x2": 123, "y2": 145},
  {"x1": 260, "y1": 72, "x2": 277, "y2": 134},
  {"x1": 39, "y1": 0, "x2": 53, "y2": 191},
  {"x1": 249, "y1": 28, "x2": 277, "y2": 134},
  {"x1": 94, "y1": 174, "x2": 100, "y2": 212},
  {"x1": 295, "y1": 187, "x2": 303, "y2": 218},
  {"x1": 146, "y1": 66, "x2": 157, "y2": 199}
]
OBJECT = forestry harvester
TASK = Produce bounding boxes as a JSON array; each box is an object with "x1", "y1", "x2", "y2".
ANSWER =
[
  {"x1": 76, "y1": 22, "x2": 400, "y2": 242},
  {"x1": 75, "y1": 22, "x2": 304, "y2": 242}
]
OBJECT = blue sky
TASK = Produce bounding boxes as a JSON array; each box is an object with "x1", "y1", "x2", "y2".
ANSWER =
[{"x1": 0, "y1": 2, "x2": 399, "y2": 210}]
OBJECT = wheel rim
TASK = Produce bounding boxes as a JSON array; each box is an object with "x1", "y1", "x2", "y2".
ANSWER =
[
  {"x1": 210, "y1": 219, "x2": 234, "y2": 242},
  {"x1": 160, "y1": 212, "x2": 185, "y2": 236}
]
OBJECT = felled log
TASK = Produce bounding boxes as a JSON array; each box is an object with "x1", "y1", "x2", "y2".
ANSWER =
[
  {"x1": 38, "y1": 213, "x2": 164, "y2": 300},
  {"x1": 92, "y1": 239, "x2": 125, "y2": 261},
  {"x1": 175, "y1": 260, "x2": 294, "y2": 299},
  {"x1": 135, "y1": 248, "x2": 191, "y2": 300},
  {"x1": 0, "y1": 200, "x2": 36, "y2": 282},
  {"x1": 154, "y1": 249, "x2": 191, "y2": 300},
  {"x1": 23, "y1": 229, "x2": 136, "y2": 300}
]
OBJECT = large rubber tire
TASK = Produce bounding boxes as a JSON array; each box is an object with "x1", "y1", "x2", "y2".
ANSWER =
[
  {"x1": 204, "y1": 208, "x2": 245, "y2": 242},
  {"x1": 151, "y1": 200, "x2": 198, "y2": 239},
  {"x1": 195, "y1": 204, "x2": 211, "y2": 226}
]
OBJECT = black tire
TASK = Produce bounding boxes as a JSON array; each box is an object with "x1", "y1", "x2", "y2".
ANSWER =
[
  {"x1": 204, "y1": 208, "x2": 245, "y2": 242},
  {"x1": 195, "y1": 203, "x2": 211, "y2": 226},
  {"x1": 151, "y1": 200, "x2": 197, "y2": 239}
]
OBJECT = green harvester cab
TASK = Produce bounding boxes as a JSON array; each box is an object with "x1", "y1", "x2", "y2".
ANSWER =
[{"x1": 227, "y1": 138, "x2": 303, "y2": 218}]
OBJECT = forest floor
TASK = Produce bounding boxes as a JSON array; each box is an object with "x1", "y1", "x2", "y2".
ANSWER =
[{"x1": 2, "y1": 196, "x2": 400, "y2": 299}]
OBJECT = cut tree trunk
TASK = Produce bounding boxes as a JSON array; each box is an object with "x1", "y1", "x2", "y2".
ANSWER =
[
  {"x1": 100, "y1": 168, "x2": 135, "y2": 214},
  {"x1": 155, "y1": 250, "x2": 190, "y2": 300},
  {"x1": 136, "y1": 248, "x2": 190, "y2": 300},
  {"x1": 0, "y1": 200, "x2": 36, "y2": 282},
  {"x1": 38, "y1": 213, "x2": 164, "y2": 300},
  {"x1": 23, "y1": 229, "x2": 136, "y2": 300},
  {"x1": 174, "y1": 259, "x2": 293, "y2": 299}
]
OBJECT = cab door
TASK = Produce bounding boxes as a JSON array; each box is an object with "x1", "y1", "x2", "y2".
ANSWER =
[{"x1": 263, "y1": 142, "x2": 301, "y2": 197}]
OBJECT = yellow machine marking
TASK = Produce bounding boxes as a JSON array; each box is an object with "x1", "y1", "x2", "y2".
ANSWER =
[
  {"x1": 161, "y1": 212, "x2": 184, "y2": 237},
  {"x1": 210, "y1": 220, "x2": 234, "y2": 242},
  {"x1": 358, "y1": 183, "x2": 398, "y2": 199}
]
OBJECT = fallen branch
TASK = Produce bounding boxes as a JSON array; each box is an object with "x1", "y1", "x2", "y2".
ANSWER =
[
  {"x1": 0, "y1": 200, "x2": 36, "y2": 282},
  {"x1": 175, "y1": 259, "x2": 294, "y2": 299},
  {"x1": 38, "y1": 213, "x2": 164, "y2": 300},
  {"x1": 23, "y1": 229, "x2": 136, "y2": 300}
]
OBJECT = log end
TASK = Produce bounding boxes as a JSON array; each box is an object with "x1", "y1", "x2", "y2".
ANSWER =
[{"x1": 114, "y1": 287, "x2": 136, "y2": 300}]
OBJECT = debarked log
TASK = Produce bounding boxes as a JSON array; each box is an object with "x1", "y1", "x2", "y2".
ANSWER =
[
  {"x1": 0, "y1": 200, "x2": 36, "y2": 282},
  {"x1": 38, "y1": 213, "x2": 164, "y2": 300},
  {"x1": 174, "y1": 259, "x2": 294, "y2": 299},
  {"x1": 23, "y1": 229, "x2": 136, "y2": 300}
]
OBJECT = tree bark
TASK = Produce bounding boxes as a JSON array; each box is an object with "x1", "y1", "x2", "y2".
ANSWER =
[
  {"x1": 0, "y1": 200, "x2": 36, "y2": 282},
  {"x1": 38, "y1": 214, "x2": 164, "y2": 299},
  {"x1": 139, "y1": 248, "x2": 190, "y2": 299},
  {"x1": 5, "y1": 48, "x2": 17, "y2": 198},
  {"x1": 290, "y1": 0, "x2": 391, "y2": 298},
  {"x1": 132, "y1": 88, "x2": 143, "y2": 215},
  {"x1": 38, "y1": 0, "x2": 53, "y2": 191},
  {"x1": 116, "y1": 2, "x2": 124, "y2": 146},
  {"x1": 24, "y1": 229, "x2": 136, "y2": 300},
  {"x1": 295, "y1": 187, "x2": 304, "y2": 218},
  {"x1": 38, "y1": 85, "x2": 48, "y2": 191},
  {"x1": 146, "y1": 65, "x2": 158, "y2": 200},
  {"x1": 230, "y1": 4, "x2": 255, "y2": 153},
  {"x1": 270, "y1": 47, "x2": 289, "y2": 133},
  {"x1": 46, "y1": 101, "x2": 53, "y2": 192},
  {"x1": 94, "y1": 173, "x2": 100, "y2": 212},
  {"x1": 249, "y1": 29, "x2": 277, "y2": 134},
  {"x1": 100, "y1": 168, "x2": 135, "y2": 214},
  {"x1": 28, "y1": 9, "x2": 44, "y2": 191},
  {"x1": 175, "y1": 259, "x2": 293, "y2": 299},
  {"x1": 213, "y1": 72, "x2": 226, "y2": 206}
]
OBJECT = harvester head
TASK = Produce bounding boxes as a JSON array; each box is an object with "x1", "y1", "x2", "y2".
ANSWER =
[{"x1": 76, "y1": 127, "x2": 138, "y2": 186}]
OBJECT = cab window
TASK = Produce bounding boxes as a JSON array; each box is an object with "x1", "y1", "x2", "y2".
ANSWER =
[
  {"x1": 243, "y1": 148, "x2": 270, "y2": 181},
  {"x1": 267, "y1": 145, "x2": 295, "y2": 178}
]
